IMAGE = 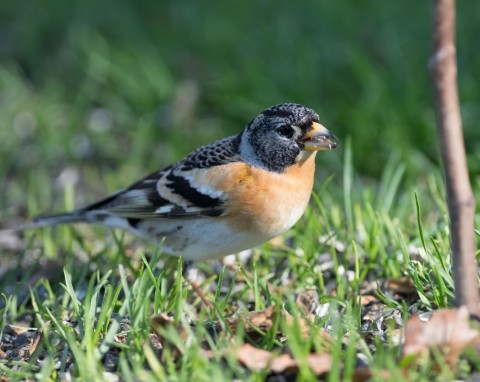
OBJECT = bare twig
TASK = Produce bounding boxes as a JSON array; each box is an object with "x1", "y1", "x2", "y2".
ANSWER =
[
  {"x1": 430, "y1": 0, "x2": 478, "y2": 313},
  {"x1": 189, "y1": 280, "x2": 214, "y2": 312}
]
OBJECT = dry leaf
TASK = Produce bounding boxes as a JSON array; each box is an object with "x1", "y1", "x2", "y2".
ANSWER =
[
  {"x1": 148, "y1": 291, "x2": 330, "y2": 371},
  {"x1": 403, "y1": 306, "x2": 479, "y2": 364},
  {"x1": 352, "y1": 367, "x2": 410, "y2": 382},
  {"x1": 244, "y1": 305, "x2": 277, "y2": 332},
  {"x1": 304, "y1": 353, "x2": 332, "y2": 375},
  {"x1": 226, "y1": 299, "x2": 329, "y2": 342},
  {"x1": 283, "y1": 310, "x2": 311, "y2": 337},
  {"x1": 236, "y1": 343, "x2": 272, "y2": 370},
  {"x1": 295, "y1": 290, "x2": 319, "y2": 320},
  {"x1": 226, "y1": 306, "x2": 278, "y2": 338},
  {"x1": 352, "y1": 367, "x2": 376, "y2": 382},
  {"x1": 387, "y1": 277, "x2": 417, "y2": 295},
  {"x1": 270, "y1": 353, "x2": 299, "y2": 373},
  {"x1": 237, "y1": 344, "x2": 331, "y2": 376},
  {"x1": 359, "y1": 295, "x2": 378, "y2": 306}
]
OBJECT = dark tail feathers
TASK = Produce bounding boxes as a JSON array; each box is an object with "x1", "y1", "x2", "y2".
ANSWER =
[{"x1": 1, "y1": 211, "x2": 90, "y2": 232}]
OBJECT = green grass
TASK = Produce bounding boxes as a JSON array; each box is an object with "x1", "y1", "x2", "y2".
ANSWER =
[
  {"x1": 2, "y1": 1, "x2": 480, "y2": 179},
  {"x1": 1, "y1": 1, "x2": 480, "y2": 380},
  {"x1": 1, "y1": 141, "x2": 478, "y2": 380}
]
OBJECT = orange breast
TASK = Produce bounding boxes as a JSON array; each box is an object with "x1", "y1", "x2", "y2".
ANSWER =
[{"x1": 218, "y1": 153, "x2": 317, "y2": 235}]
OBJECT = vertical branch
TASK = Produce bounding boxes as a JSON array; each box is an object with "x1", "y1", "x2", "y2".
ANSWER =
[{"x1": 430, "y1": 0, "x2": 478, "y2": 313}]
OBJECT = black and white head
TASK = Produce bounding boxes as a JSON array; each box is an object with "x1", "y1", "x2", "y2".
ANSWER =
[{"x1": 239, "y1": 103, "x2": 338, "y2": 172}]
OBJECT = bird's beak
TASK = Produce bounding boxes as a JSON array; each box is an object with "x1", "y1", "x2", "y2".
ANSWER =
[{"x1": 302, "y1": 122, "x2": 338, "y2": 151}]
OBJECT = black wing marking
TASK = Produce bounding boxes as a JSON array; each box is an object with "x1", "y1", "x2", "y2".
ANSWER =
[
  {"x1": 80, "y1": 166, "x2": 225, "y2": 219},
  {"x1": 77, "y1": 135, "x2": 243, "y2": 219},
  {"x1": 165, "y1": 172, "x2": 221, "y2": 208},
  {"x1": 80, "y1": 169, "x2": 170, "y2": 214}
]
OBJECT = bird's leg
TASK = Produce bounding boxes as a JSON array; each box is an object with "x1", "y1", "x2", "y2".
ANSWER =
[{"x1": 183, "y1": 259, "x2": 214, "y2": 312}]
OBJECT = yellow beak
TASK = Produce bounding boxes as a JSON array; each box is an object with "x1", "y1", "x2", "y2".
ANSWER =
[{"x1": 303, "y1": 122, "x2": 338, "y2": 151}]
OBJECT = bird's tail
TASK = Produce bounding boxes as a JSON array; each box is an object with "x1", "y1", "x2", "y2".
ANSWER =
[
  {"x1": 1, "y1": 210, "x2": 135, "y2": 235},
  {"x1": 33, "y1": 212, "x2": 91, "y2": 228},
  {"x1": 4, "y1": 211, "x2": 91, "y2": 232}
]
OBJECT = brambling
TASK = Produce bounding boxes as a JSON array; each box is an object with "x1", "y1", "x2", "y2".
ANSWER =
[{"x1": 27, "y1": 103, "x2": 337, "y2": 260}]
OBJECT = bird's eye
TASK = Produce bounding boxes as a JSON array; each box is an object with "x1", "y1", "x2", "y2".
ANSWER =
[{"x1": 276, "y1": 125, "x2": 294, "y2": 139}]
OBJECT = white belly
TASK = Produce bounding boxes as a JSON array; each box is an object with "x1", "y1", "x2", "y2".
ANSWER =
[{"x1": 137, "y1": 218, "x2": 273, "y2": 260}]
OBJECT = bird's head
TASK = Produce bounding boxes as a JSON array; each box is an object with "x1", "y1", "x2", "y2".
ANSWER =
[{"x1": 239, "y1": 103, "x2": 338, "y2": 172}]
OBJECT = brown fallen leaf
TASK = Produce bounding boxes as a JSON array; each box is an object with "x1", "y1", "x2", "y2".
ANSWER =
[
  {"x1": 226, "y1": 305, "x2": 279, "y2": 340},
  {"x1": 282, "y1": 309, "x2": 330, "y2": 341},
  {"x1": 236, "y1": 343, "x2": 272, "y2": 370},
  {"x1": 403, "y1": 306, "x2": 479, "y2": 365},
  {"x1": 295, "y1": 290, "x2": 319, "y2": 321},
  {"x1": 148, "y1": 290, "x2": 328, "y2": 368},
  {"x1": 237, "y1": 343, "x2": 331, "y2": 376},
  {"x1": 359, "y1": 295, "x2": 378, "y2": 306},
  {"x1": 242, "y1": 305, "x2": 277, "y2": 332},
  {"x1": 231, "y1": 294, "x2": 330, "y2": 344},
  {"x1": 5, "y1": 314, "x2": 34, "y2": 335},
  {"x1": 387, "y1": 277, "x2": 417, "y2": 295},
  {"x1": 270, "y1": 353, "x2": 299, "y2": 373},
  {"x1": 352, "y1": 367, "x2": 377, "y2": 382},
  {"x1": 302, "y1": 353, "x2": 332, "y2": 375},
  {"x1": 227, "y1": 302, "x2": 329, "y2": 342},
  {"x1": 271, "y1": 352, "x2": 331, "y2": 375},
  {"x1": 352, "y1": 367, "x2": 410, "y2": 382}
]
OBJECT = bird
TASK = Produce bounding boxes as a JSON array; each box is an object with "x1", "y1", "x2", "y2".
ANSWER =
[{"x1": 20, "y1": 103, "x2": 338, "y2": 260}]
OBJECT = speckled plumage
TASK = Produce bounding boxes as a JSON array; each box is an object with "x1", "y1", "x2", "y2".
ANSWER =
[{"x1": 28, "y1": 103, "x2": 338, "y2": 260}]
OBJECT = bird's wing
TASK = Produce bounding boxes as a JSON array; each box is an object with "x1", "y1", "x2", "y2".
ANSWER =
[{"x1": 82, "y1": 136, "x2": 242, "y2": 219}]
